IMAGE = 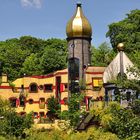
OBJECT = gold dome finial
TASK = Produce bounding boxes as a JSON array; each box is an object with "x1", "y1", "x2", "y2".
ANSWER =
[
  {"x1": 66, "y1": 3, "x2": 92, "y2": 38},
  {"x1": 117, "y1": 43, "x2": 124, "y2": 51},
  {"x1": 117, "y1": 43, "x2": 125, "y2": 51}
]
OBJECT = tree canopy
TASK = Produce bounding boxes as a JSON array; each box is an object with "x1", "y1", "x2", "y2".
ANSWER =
[
  {"x1": 106, "y1": 9, "x2": 140, "y2": 67},
  {"x1": 0, "y1": 37, "x2": 67, "y2": 80},
  {"x1": 91, "y1": 42, "x2": 116, "y2": 67}
]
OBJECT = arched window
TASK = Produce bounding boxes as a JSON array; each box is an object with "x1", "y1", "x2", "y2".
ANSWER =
[
  {"x1": 29, "y1": 83, "x2": 38, "y2": 93},
  {"x1": 34, "y1": 112, "x2": 38, "y2": 119},
  {"x1": 39, "y1": 112, "x2": 45, "y2": 118},
  {"x1": 39, "y1": 98, "x2": 45, "y2": 109}
]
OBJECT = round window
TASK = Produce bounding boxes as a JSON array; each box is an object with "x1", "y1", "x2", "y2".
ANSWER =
[{"x1": 28, "y1": 99, "x2": 34, "y2": 104}]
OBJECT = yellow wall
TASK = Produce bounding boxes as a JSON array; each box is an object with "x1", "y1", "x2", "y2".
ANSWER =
[{"x1": 0, "y1": 67, "x2": 105, "y2": 118}]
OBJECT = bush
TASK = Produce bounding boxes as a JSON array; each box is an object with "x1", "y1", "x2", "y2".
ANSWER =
[
  {"x1": 91, "y1": 102, "x2": 140, "y2": 139},
  {"x1": 0, "y1": 98, "x2": 33, "y2": 138},
  {"x1": 129, "y1": 99, "x2": 140, "y2": 115}
]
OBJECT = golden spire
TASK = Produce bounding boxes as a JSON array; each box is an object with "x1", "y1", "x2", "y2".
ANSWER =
[{"x1": 66, "y1": 3, "x2": 92, "y2": 38}]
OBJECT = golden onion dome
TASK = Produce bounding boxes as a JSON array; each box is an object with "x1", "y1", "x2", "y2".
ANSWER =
[
  {"x1": 117, "y1": 43, "x2": 125, "y2": 51},
  {"x1": 66, "y1": 3, "x2": 92, "y2": 38}
]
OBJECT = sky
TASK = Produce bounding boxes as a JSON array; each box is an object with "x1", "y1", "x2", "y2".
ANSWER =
[{"x1": 0, "y1": 0, "x2": 140, "y2": 47}]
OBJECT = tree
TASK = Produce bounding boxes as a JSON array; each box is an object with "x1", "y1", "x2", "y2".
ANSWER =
[
  {"x1": 91, "y1": 102, "x2": 140, "y2": 139},
  {"x1": 0, "y1": 40, "x2": 30, "y2": 80},
  {"x1": 91, "y1": 42, "x2": 116, "y2": 66},
  {"x1": 106, "y1": 10, "x2": 140, "y2": 67},
  {"x1": 107, "y1": 10, "x2": 140, "y2": 52},
  {"x1": 59, "y1": 93, "x2": 85, "y2": 127},
  {"x1": 40, "y1": 47, "x2": 67, "y2": 74},
  {"x1": 129, "y1": 50, "x2": 140, "y2": 69},
  {"x1": 19, "y1": 36, "x2": 45, "y2": 54},
  {"x1": 47, "y1": 96, "x2": 60, "y2": 121},
  {"x1": 44, "y1": 38, "x2": 67, "y2": 51},
  {"x1": 21, "y1": 53, "x2": 43, "y2": 76},
  {"x1": 0, "y1": 37, "x2": 67, "y2": 80},
  {"x1": 0, "y1": 98, "x2": 33, "y2": 138}
]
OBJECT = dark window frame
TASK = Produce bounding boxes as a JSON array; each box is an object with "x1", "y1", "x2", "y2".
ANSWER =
[
  {"x1": 39, "y1": 112, "x2": 45, "y2": 118},
  {"x1": 68, "y1": 57, "x2": 80, "y2": 81},
  {"x1": 29, "y1": 83, "x2": 38, "y2": 93},
  {"x1": 28, "y1": 99, "x2": 34, "y2": 104},
  {"x1": 34, "y1": 112, "x2": 38, "y2": 119},
  {"x1": 44, "y1": 84, "x2": 53, "y2": 92}
]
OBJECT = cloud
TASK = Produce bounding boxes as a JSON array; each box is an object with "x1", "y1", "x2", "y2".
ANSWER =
[{"x1": 21, "y1": 0, "x2": 43, "y2": 8}]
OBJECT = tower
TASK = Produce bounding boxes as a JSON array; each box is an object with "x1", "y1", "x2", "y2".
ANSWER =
[{"x1": 66, "y1": 3, "x2": 92, "y2": 93}]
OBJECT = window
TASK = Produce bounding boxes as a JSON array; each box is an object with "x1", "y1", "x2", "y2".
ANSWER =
[
  {"x1": 68, "y1": 58, "x2": 79, "y2": 80},
  {"x1": 64, "y1": 84, "x2": 68, "y2": 91},
  {"x1": 44, "y1": 84, "x2": 53, "y2": 92},
  {"x1": 126, "y1": 92, "x2": 131, "y2": 101},
  {"x1": 9, "y1": 97, "x2": 17, "y2": 108},
  {"x1": 136, "y1": 92, "x2": 140, "y2": 99},
  {"x1": 28, "y1": 99, "x2": 34, "y2": 104},
  {"x1": 19, "y1": 95, "x2": 25, "y2": 107},
  {"x1": 92, "y1": 78, "x2": 103, "y2": 91},
  {"x1": 21, "y1": 85, "x2": 24, "y2": 90},
  {"x1": 68, "y1": 58, "x2": 80, "y2": 94},
  {"x1": 39, "y1": 112, "x2": 44, "y2": 118},
  {"x1": 34, "y1": 112, "x2": 38, "y2": 119},
  {"x1": 29, "y1": 83, "x2": 38, "y2": 93},
  {"x1": 39, "y1": 98, "x2": 45, "y2": 109},
  {"x1": 20, "y1": 112, "x2": 26, "y2": 116}
]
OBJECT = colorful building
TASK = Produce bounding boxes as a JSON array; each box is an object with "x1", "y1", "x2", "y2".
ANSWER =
[
  {"x1": 0, "y1": 66, "x2": 105, "y2": 119},
  {"x1": 0, "y1": 3, "x2": 138, "y2": 121}
]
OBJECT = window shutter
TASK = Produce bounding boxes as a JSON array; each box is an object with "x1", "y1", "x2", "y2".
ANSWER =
[
  {"x1": 16, "y1": 99, "x2": 19, "y2": 107},
  {"x1": 60, "y1": 84, "x2": 65, "y2": 92}
]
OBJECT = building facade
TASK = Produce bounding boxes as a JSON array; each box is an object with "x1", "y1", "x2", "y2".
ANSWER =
[
  {"x1": 0, "y1": 67, "x2": 105, "y2": 119},
  {"x1": 0, "y1": 3, "x2": 138, "y2": 121}
]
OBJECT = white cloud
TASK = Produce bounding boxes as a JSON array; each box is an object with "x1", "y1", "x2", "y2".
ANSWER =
[{"x1": 21, "y1": 0, "x2": 42, "y2": 8}]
